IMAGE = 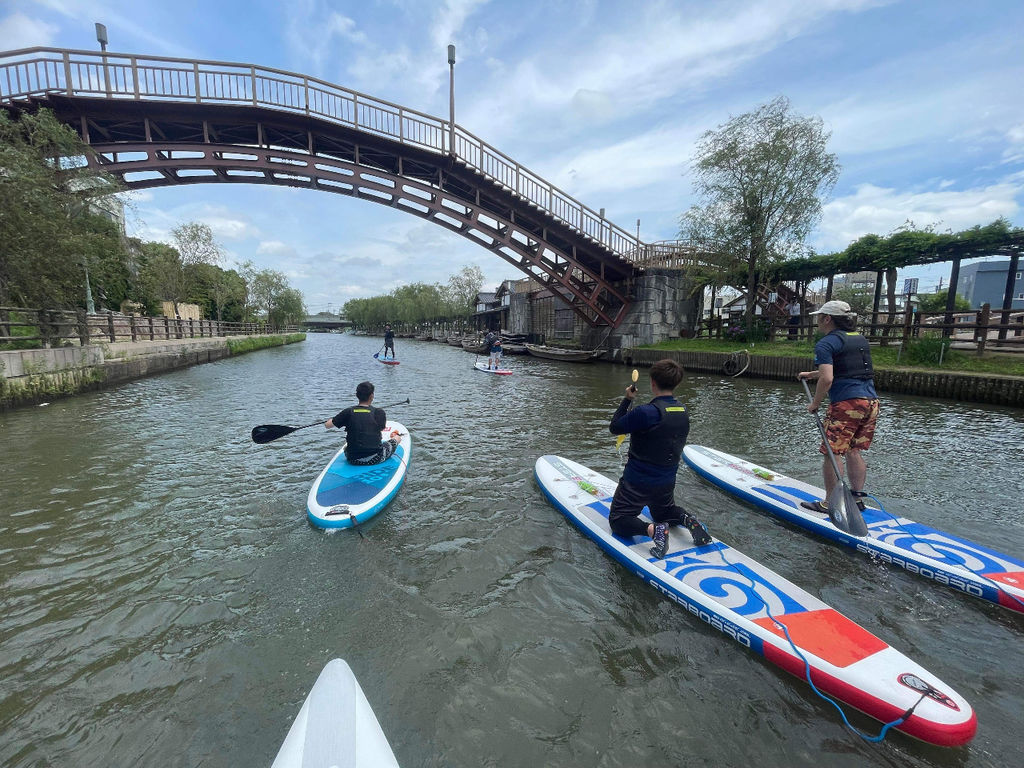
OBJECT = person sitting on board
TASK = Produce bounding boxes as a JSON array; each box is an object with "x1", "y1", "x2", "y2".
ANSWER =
[
  {"x1": 485, "y1": 330, "x2": 502, "y2": 370},
  {"x1": 383, "y1": 325, "x2": 395, "y2": 359},
  {"x1": 796, "y1": 300, "x2": 879, "y2": 514},
  {"x1": 608, "y1": 359, "x2": 712, "y2": 558},
  {"x1": 324, "y1": 381, "x2": 400, "y2": 465}
]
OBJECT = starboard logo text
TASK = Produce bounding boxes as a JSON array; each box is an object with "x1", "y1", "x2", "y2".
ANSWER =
[
  {"x1": 855, "y1": 544, "x2": 985, "y2": 597},
  {"x1": 649, "y1": 578, "x2": 752, "y2": 648}
]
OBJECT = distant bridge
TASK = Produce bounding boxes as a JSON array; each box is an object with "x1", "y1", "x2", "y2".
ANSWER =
[
  {"x1": 303, "y1": 313, "x2": 349, "y2": 330},
  {"x1": 0, "y1": 47, "x2": 712, "y2": 327}
]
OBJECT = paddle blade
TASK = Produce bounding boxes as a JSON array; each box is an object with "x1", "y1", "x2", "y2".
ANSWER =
[
  {"x1": 373, "y1": 353, "x2": 379, "y2": 358},
  {"x1": 616, "y1": 434, "x2": 626, "y2": 449},
  {"x1": 251, "y1": 424, "x2": 297, "y2": 444},
  {"x1": 827, "y1": 484, "x2": 869, "y2": 536}
]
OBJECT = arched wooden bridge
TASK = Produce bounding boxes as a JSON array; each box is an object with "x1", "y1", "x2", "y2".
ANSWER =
[{"x1": 1, "y1": 47, "x2": 707, "y2": 327}]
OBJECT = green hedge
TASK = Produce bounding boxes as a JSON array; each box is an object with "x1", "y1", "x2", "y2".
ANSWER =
[{"x1": 226, "y1": 333, "x2": 305, "y2": 355}]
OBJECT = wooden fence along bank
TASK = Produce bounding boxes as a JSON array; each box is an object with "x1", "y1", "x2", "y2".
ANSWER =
[
  {"x1": 1, "y1": 307, "x2": 304, "y2": 410},
  {"x1": 626, "y1": 349, "x2": 1024, "y2": 408}
]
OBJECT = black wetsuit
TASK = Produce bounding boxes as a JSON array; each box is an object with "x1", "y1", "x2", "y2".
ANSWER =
[{"x1": 384, "y1": 329, "x2": 395, "y2": 357}]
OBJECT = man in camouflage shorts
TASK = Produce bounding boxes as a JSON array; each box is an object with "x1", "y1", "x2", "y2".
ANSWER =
[{"x1": 797, "y1": 300, "x2": 880, "y2": 514}]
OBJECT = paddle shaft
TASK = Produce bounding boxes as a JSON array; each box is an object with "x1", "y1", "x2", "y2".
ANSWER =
[
  {"x1": 251, "y1": 399, "x2": 410, "y2": 443},
  {"x1": 801, "y1": 378, "x2": 846, "y2": 484}
]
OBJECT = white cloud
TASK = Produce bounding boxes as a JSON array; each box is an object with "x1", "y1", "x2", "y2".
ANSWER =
[
  {"x1": 816, "y1": 180, "x2": 1022, "y2": 251},
  {"x1": 0, "y1": 12, "x2": 58, "y2": 48}
]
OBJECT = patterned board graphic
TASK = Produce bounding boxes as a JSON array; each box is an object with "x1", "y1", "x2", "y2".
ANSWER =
[{"x1": 683, "y1": 445, "x2": 1024, "y2": 614}]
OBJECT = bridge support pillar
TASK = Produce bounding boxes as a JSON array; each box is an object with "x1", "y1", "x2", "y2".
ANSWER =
[{"x1": 591, "y1": 270, "x2": 699, "y2": 357}]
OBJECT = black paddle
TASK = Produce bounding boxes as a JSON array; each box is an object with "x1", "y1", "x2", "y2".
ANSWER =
[
  {"x1": 800, "y1": 379, "x2": 869, "y2": 536},
  {"x1": 251, "y1": 398, "x2": 411, "y2": 444},
  {"x1": 373, "y1": 343, "x2": 386, "y2": 359}
]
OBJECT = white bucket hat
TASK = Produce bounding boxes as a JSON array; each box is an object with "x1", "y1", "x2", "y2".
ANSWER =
[{"x1": 808, "y1": 300, "x2": 855, "y2": 316}]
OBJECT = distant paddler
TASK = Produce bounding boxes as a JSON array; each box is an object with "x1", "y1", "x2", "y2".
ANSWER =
[{"x1": 607, "y1": 360, "x2": 711, "y2": 558}]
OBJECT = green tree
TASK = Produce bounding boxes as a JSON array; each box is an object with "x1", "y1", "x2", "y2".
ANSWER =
[
  {"x1": 139, "y1": 242, "x2": 186, "y2": 316},
  {"x1": 167, "y1": 221, "x2": 224, "y2": 317},
  {"x1": 445, "y1": 265, "x2": 484, "y2": 316},
  {"x1": 918, "y1": 291, "x2": 970, "y2": 314},
  {"x1": 0, "y1": 108, "x2": 122, "y2": 308},
  {"x1": 192, "y1": 263, "x2": 247, "y2": 322},
  {"x1": 269, "y1": 287, "x2": 306, "y2": 327},
  {"x1": 681, "y1": 96, "x2": 840, "y2": 330}
]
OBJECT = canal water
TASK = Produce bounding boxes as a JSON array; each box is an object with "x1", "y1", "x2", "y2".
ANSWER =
[{"x1": 1, "y1": 333, "x2": 1022, "y2": 767}]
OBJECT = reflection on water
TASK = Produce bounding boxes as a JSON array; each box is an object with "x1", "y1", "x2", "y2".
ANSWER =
[{"x1": 1, "y1": 333, "x2": 1021, "y2": 767}]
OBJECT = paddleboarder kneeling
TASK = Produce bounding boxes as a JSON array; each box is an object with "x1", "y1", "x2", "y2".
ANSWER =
[
  {"x1": 608, "y1": 359, "x2": 712, "y2": 558},
  {"x1": 325, "y1": 381, "x2": 400, "y2": 465},
  {"x1": 797, "y1": 300, "x2": 879, "y2": 514}
]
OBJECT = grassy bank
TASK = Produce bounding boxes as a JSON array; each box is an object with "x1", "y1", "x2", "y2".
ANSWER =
[
  {"x1": 226, "y1": 332, "x2": 305, "y2": 354},
  {"x1": 643, "y1": 337, "x2": 1024, "y2": 377}
]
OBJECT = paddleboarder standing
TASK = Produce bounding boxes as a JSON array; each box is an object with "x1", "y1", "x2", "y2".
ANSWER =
[
  {"x1": 485, "y1": 329, "x2": 502, "y2": 369},
  {"x1": 797, "y1": 300, "x2": 879, "y2": 514},
  {"x1": 325, "y1": 381, "x2": 400, "y2": 465},
  {"x1": 608, "y1": 359, "x2": 712, "y2": 558},
  {"x1": 383, "y1": 325, "x2": 395, "y2": 359}
]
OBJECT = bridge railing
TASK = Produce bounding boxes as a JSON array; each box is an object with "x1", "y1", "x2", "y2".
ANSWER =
[{"x1": 1, "y1": 46, "x2": 645, "y2": 261}]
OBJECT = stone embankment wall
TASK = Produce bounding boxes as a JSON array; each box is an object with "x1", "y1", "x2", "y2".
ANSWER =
[
  {"x1": 1, "y1": 334, "x2": 304, "y2": 410},
  {"x1": 626, "y1": 348, "x2": 1024, "y2": 407},
  {"x1": 591, "y1": 269, "x2": 699, "y2": 352}
]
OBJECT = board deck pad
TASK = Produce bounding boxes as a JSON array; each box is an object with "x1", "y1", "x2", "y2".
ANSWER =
[
  {"x1": 306, "y1": 422, "x2": 410, "y2": 529},
  {"x1": 683, "y1": 445, "x2": 1024, "y2": 615},
  {"x1": 534, "y1": 454, "x2": 976, "y2": 746}
]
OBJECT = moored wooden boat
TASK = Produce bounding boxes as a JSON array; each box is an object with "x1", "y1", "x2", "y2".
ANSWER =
[
  {"x1": 447, "y1": 336, "x2": 463, "y2": 346},
  {"x1": 462, "y1": 338, "x2": 488, "y2": 354},
  {"x1": 525, "y1": 343, "x2": 602, "y2": 362}
]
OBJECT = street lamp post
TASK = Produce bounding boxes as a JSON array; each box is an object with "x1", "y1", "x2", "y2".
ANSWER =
[
  {"x1": 95, "y1": 22, "x2": 111, "y2": 96},
  {"x1": 447, "y1": 44, "x2": 456, "y2": 157}
]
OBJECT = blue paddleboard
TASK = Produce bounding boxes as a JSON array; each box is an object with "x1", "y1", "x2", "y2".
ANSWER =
[{"x1": 306, "y1": 422, "x2": 410, "y2": 529}]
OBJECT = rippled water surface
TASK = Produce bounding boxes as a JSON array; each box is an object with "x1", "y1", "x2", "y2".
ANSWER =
[{"x1": 2, "y1": 333, "x2": 1022, "y2": 767}]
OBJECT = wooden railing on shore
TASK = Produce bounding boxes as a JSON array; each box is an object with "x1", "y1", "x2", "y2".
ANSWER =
[
  {"x1": 699, "y1": 303, "x2": 1024, "y2": 353},
  {"x1": 0, "y1": 306, "x2": 299, "y2": 347}
]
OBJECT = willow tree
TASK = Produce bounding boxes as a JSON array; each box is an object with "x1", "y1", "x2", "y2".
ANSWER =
[{"x1": 681, "y1": 96, "x2": 840, "y2": 330}]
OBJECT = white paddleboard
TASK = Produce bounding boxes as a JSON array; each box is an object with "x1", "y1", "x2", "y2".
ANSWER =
[
  {"x1": 473, "y1": 360, "x2": 512, "y2": 375},
  {"x1": 271, "y1": 659, "x2": 399, "y2": 768},
  {"x1": 534, "y1": 454, "x2": 976, "y2": 746},
  {"x1": 683, "y1": 445, "x2": 1024, "y2": 615}
]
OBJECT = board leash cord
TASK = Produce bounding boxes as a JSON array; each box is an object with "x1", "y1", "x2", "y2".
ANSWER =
[
  {"x1": 862, "y1": 492, "x2": 1024, "y2": 613},
  {"x1": 712, "y1": 537, "x2": 925, "y2": 743}
]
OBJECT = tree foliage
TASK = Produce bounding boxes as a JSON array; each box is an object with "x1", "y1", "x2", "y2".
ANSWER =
[
  {"x1": 767, "y1": 219, "x2": 1024, "y2": 282},
  {"x1": 680, "y1": 96, "x2": 840, "y2": 328},
  {"x1": 342, "y1": 265, "x2": 485, "y2": 329},
  {"x1": 918, "y1": 291, "x2": 970, "y2": 313},
  {"x1": 0, "y1": 108, "x2": 124, "y2": 308}
]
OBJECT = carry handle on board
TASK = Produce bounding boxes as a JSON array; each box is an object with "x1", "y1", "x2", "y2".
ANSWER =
[{"x1": 800, "y1": 379, "x2": 869, "y2": 537}]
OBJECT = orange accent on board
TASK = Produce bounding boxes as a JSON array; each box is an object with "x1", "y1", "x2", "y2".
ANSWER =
[
  {"x1": 753, "y1": 608, "x2": 888, "y2": 668},
  {"x1": 984, "y1": 570, "x2": 1024, "y2": 588}
]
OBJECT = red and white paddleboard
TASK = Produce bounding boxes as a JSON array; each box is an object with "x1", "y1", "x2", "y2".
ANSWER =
[
  {"x1": 534, "y1": 454, "x2": 977, "y2": 747},
  {"x1": 377, "y1": 358, "x2": 400, "y2": 365},
  {"x1": 474, "y1": 360, "x2": 512, "y2": 375}
]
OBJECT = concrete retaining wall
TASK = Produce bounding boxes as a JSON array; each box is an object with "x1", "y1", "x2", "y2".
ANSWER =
[
  {"x1": 1, "y1": 335, "x2": 301, "y2": 410},
  {"x1": 625, "y1": 348, "x2": 1024, "y2": 407}
]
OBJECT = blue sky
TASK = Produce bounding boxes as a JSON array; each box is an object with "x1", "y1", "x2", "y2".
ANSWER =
[{"x1": 4, "y1": 0, "x2": 1023, "y2": 311}]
